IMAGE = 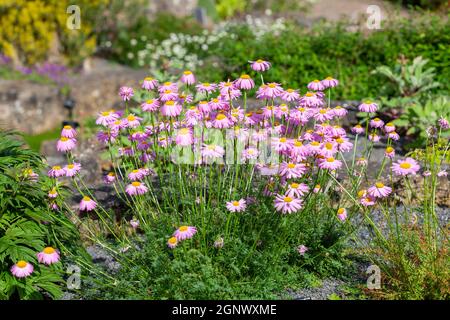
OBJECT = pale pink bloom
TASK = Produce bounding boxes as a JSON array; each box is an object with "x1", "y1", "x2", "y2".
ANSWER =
[
  {"x1": 109, "y1": 119, "x2": 127, "y2": 131},
  {"x1": 11, "y1": 261, "x2": 33, "y2": 278},
  {"x1": 104, "y1": 172, "x2": 116, "y2": 184},
  {"x1": 142, "y1": 77, "x2": 159, "y2": 90},
  {"x1": 281, "y1": 88, "x2": 300, "y2": 102},
  {"x1": 130, "y1": 219, "x2": 140, "y2": 229},
  {"x1": 64, "y1": 162, "x2": 81, "y2": 177},
  {"x1": 158, "y1": 81, "x2": 178, "y2": 93},
  {"x1": 79, "y1": 196, "x2": 97, "y2": 211},
  {"x1": 272, "y1": 137, "x2": 293, "y2": 153},
  {"x1": 320, "y1": 142, "x2": 337, "y2": 158},
  {"x1": 219, "y1": 81, "x2": 241, "y2": 99},
  {"x1": 387, "y1": 131, "x2": 400, "y2": 141},
  {"x1": 274, "y1": 194, "x2": 303, "y2": 214},
  {"x1": 307, "y1": 141, "x2": 322, "y2": 155},
  {"x1": 61, "y1": 125, "x2": 77, "y2": 138},
  {"x1": 321, "y1": 76, "x2": 339, "y2": 89},
  {"x1": 56, "y1": 137, "x2": 76, "y2": 152},
  {"x1": 241, "y1": 147, "x2": 259, "y2": 161},
  {"x1": 368, "y1": 182, "x2": 392, "y2": 198},
  {"x1": 209, "y1": 98, "x2": 228, "y2": 111},
  {"x1": 335, "y1": 137, "x2": 353, "y2": 152},
  {"x1": 130, "y1": 131, "x2": 148, "y2": 142},
  {"x1": 226, "y1": 199, "x2": 247, "y2": 212},
  {"x1": 332, "y1": 106, "x2": 347, "y2": 118},
  {"x1": 126, "y1": 181, "x2": 148, "y2": 195},
  {"x1": 50, "y1": 203, "x2": 59, "y2": 211},
  {"x1": 438, "y1": 117, "x2": 449, "y2": 129},
  {"x1": 368, "y1": 133, "x2": 380, "y2": 142},
  {"x1": 159, "y1": 89, "x2": 179, "y2": 102},
  {"x1": 196, "y1": 82, "x2": 217, "y2": 94},
  {"x1": 370, "y1": 118, "x2": 384, "y2": 128},
  {"x1": 175, "y1": 128, "x2": 194, "y2": 146},
  {"x1": 124, "y1": 114, "x2": 143, "y2": 128},
  {"x1": 23, "y1": 168, "x2": 39, "y2": 181},
  {"x1": 128, "y1": 169, "x2": 145, "y2": 181},
  {"x1": 119, "y1": 86, "x2": 134, "y2": 101},
  {"x1": 351, "y1": 125, "x2": 364, "y2": 135},
  {"x1": 141, "y1": 99, "x2": 160, "y2": 112},
  {"x1": 212, "y1": 113, "x2": 232, "y2": 129},
  {"x1": 48, "y1": 165, "x2": 65, "y2": 178},
  {"x1": 178, "y1": 93, "x2": 193, "y2": 104},
  {"x1": 319, "y1": 157, "x2": 342, "y2": 170},
  {"x1": 384, "y1": 122, "x2": 396, "y2": 133},
  {"x1": 438, "y1": 170, "x2": 448, "y2": 177},
  {"x1": 96, "y1": 111, "x2": 119, "y2": 126},
  {"x1": 118, "y1": 146, "x2": 135, "y2": 156},
  {"x1": 257, "y1": 83, "x2": 283, "y2": 99},
  {"x1": 160, "y1": 100, "x2": 182, "y2": 117},
  {"x1": 337, "y1": 208, "x2": 348, "y2": 221},
  {"x1": 385, "y1": 147, "x2": 395, "y2": 159},
  {"x1": 37, "y1": 247, "x2": 60, "y2": 265},
  {"x1": 299, "y1": 92, "x2": 324, "y2": 108},
  {"x1": 314, "y1": 108, "x2": 333, "y2": 122},
  {"x1": 249, "y1": 59, "x2": 271, "y2": 72},
  {"x1": 285, "y1": 182, "x2": 309, "y2": 198},
  {"x1": 392, "y1": 157, "x2": 420, "y2": 176},
  {"x1": 358, "y1": 100, "x2": 378, "y2": 113},
  {"x1": 48, "y1": 188, "x2": 58, "y2": 198},
  {"x1": 313, "y1": 184, "x2": 321, "y2": 193},
  {"x1": 157, "y1": 137, "x2": 170, "y2": 148},
  {"x1": 201, "y1": 144, "x2": 225, "y2": 159},
  {"x1": 356, "y1": 157, "x2": 368, "y2": 166},
  {"x1": 181, "y1": 70, "x2": 196, "y2": 85},
  {"x1": 361, "y1": 196, "x2": 376, "y2": 207},
  {"x1": 279, "y1": 162, "x2": 307, "y2": 179},
  {"x1": 423, "y1": 170, "x2": 431, "y2": 177},
  {"x1": 173, "y1": 226, "x2": 197, "y2": 241},
  {"x1": 291, "y1": 140, "x2": 310, "y2": 160},
  {"x1": 275, "y1": 104, "x2": 290, "y2": 119},
  {"x1": 297, "y1": 245, "x2": 308, "y2": 256},
  {"x1": 307, "y1": 79, "x2": 325, "y2": 91},
  {"x1": 234, "y1": 74, "x2": 255, "y2": 90},
  {"x1": 167, "y1": 237, "x2": 178, "y2": 248}
]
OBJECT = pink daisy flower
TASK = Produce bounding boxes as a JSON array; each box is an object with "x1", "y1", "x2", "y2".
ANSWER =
[
  {"x1": 219, "y1": 81, "x2": 241, "y2": 99},
  {"x1": 64, "y1": 162, "x2": 81, "y2": 177},
  {"x1": 297, "y1": 245, "x2": 308, "y2": 256},
  {"x1": 181, "y1": 70, "x2": 196, "y2": 85},
  {"x1": 249, "y1": 59, "x2": 271, "y2": 72},
  {"x1": 61, "y1": 125, "x2": 77, "y2": 138},
  {"x1": 392, "y1": 157, "x2": 420, "y2": 176},
  {"x1": 196, "y1": 82, "x2": 217, "y2": 94},
  {"x1": 258, "y1": 83, "x2": 283, "y2": 99},
  {"x1": 437, "y1": 170, "x2": 448, "y2": 177},
  {"x1": 124, "y1": 114, "x2": 143, "y2": 128},
  {"x1": 285, "y1": 182, "x2": 309, "y2": 198},
  {"x1": 279, "y1": 162, "x2": 307, "y2": 179},
  {"x1": 126, "y1": 181, "x2": 148, "y2": 196},
  {"x1": 299, "y1": 92, "x2": 324, "y2": 108},
  {"x1": 119, "y1": 86, "x2": 134, "y2": 101},
  {"x1": 385, "y1": 146, "x2": 395, "y2": 159},
  {"x1": 159, "y1": 89, "x2": 178, "y2": 102},
  {"x1": 234, "y1": 74, "x2": 255, "y2": 90},
  {"x1": 319, "y1": 157, "x2": 342, "y2": 170},
  {"x1": 130, "y1": 219, "x2": 140, "y2": 229},
  {"x1": 175, "y1": 128, "x2": 194, "y2": 146},
  {"x1": 201, "y1": 144, "x2": 224, "y2": 160},
  {"x1": 384, "y1": 122, "x2": 396, "y2": 133},
  {"x1": 209, "y1": 97, "x2": 228, "y2": 111},
  {"x1": 160, "y1": 100, "x2": 182, "y2": 117},
  {"x1": 158, "y1": 81, "x2": 178, "y2": 93},
  {"x1": 212, "y1": 113, "x2": 232, "y2": 129},
  {"x1": 368, "y1": 182, "x2": 392, "y2": 198},
  {"x1": 274, "y1": 194, "x2": 303, "y2": 214},
  {"x1": 387, "y1": 131, "x2": 400, "y2": 141},
  {"x1": 337, "y1": 208, "x2": 347, "y2": 221},
  {"x1": 37, "y1": 247, "x2": 60, "y2": 265},
  {"x1": 370, "y1": 118, "x2": 384, "y2": 128},
  {"x1": 307, "y1": 79, "x2": 325, "y2": 91},
  {"x1": 48, "y1": 188, "x2": 58, "y2": 198},
  {"x1": 226, "y1": 199, "x2": 247, "y2": 212},
  {"x1": 167, "y1": 237, "x2": 178, "y2": 249},
  {"x1": 438, "y1": 117, "x2": 449, "y2": 129},
  {"x1": 358, "y1": 100, "x2": 378, "y2": 113},
  {"x1": 321, "y1": 76, "x2": 339, "y2": 89},
  {"x1": 104, "y1": 172, "x2": 116, "y2": 184},
  {"x1": 281, "y1": 89, "x2": 300, "y2": 102},
  {"x1": 48, "y1": 165, "x2": 65, "y2": 178},
  {"x1": 173, "y1": 226, "x2": 197, "y2": 241},
  {"x1": 368, "y1": 133, "x2": 380, "y2": 142},
  {"x1": 356, "y1": 157, "x2": 368, "y2": 166},
  {"x1": 361, "y1": 196, "x2": 376, "y2": 207},
  {"x1": 351, "y1": 124, "x2": 364, "y2": 135},
  {"x1": 79, "y1": 196, "x2": 97, "y2": 211},
  {"x1": 141, "y1": 99, "x2": 160, "y2": 112},
  {"x1": 56, "y1": 137, "x2": 76, "y2": 152},
  {"x1": 332, "y1": 106, "x2": 347, "y2": 118},
  {"x1": 10, "y1": 261, "x2": 33, "y2": 278},
  {"x1": 96, "y1": 111, "x2": 119, "y2": 126},
  {"x1": 142, "y1": 77, "x2": 159, "y2": 90},
  {"x1": 128, "y1": 169, "x2": 144, "y2": 181},
  {"x1": 241, "y1": 147, "x2": 259, "y2": 161}
]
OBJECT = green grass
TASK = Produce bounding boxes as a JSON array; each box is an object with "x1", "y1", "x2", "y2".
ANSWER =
[{"x1": 22, "y1": 127, "x2": 61, "y2": 152}]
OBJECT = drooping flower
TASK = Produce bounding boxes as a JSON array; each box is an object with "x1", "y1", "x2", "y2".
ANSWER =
[
  {"x1": 234, "y1": 74, "x2": 255, "y2": 90},
  {"x1": 48, "y1": 188, "x2": 58, "y2": 198},
  {"x1": 249, "y1": 59, "x2": 271, "y2": 72},
  {"x1": 368, "y1": 182, "x2": 392, "y2": 198},
  {"x1": 160, "y1": 100, "x2": 182, "y2": 117},
  {"x1": 437, "y1": 170, "x2": 448, "y2": 177},
  {"x1": 180, "y1": 70, "x2": 196, "y2": 85},
  {"x1": 285, "y1": 182, "x2": 309, "y2": 198},
  {"x1": 392, "y1": 157, "x2": 420, "y2": 176},
  {"x1": 104, "y1": 172, "x2": 116, "y2": 184},
  {"x1": 56, "y1": 137, "x2": 76, "y2": 152},
  {"x1": 37, "y1": 247, "x2": 60, "y2": 265},
  {"x1": 48, "y1": 165, "x2": 65, "y2": 178},
  {"x1": 79, "y1": 196, "x2": 97, "y2": 211},
  {"x1": 351, "y1": 124, "x2": 364, "y2": 135},
  {"x1": 141, "y1": 99, "x2": 160, "y2": 112},
  {"x1": 384, "y1": 122, "x2": 396, "y2": 133},
  {"x1": 130, "y1": 219, "x2": 140, "y2": 229},
  {"x1": 332, "y1": 106, "x2": 347, "y2": 118},
  {"x1": 274, "y1": 194, "x2": 303, "y2": 214},
  {"x1": 64, "y1": 162, "x2": 81, "y2": 177},
  {"x1": 175, "y1": 128, "x2": 194, "y2": 146},
  {"x1": 142, "y1": 77, "x2": 159, "y2": 90},
  {"x1": 337, "y1": 208, "x2": 347, "y2": 221},
  {"x1": 167, "y1": 237, "x2": 178, "y2": 249},
  {"x1": 307, "y1": 79, "x2": 325, "y2": 91},
  {"x1": 11, "y1": 261, "x2": 33, "y2": 278},
  {"x1": 212, "y1": 113, "x2": 232, "y2": 129},
  {"x1": 119, "y1": 86, "x2": 134, "y2": 101},
  {"x1": 61, "y1": 125, "x2": 77, "y2": 138},
  {"x1": 173, "y1": 226, "x2": 197, "y2": 241},
  {"x1": 281, "y1": 88, "x2": 300, "y2": 102},
  {"x1": 196, "y1": 82, "x2": 217, "y2": 94},
  {"x1": 319, "y1": 157, "x2": 342, "y2": 170},
  {"x1": 126, "y1": 181, "x2": 148, "y2": 196},
  {"x1": 321, "y1": 76, "x2": 339, "y2": 89},
  {"x1": 438, "y1": 117, "x2": 450, "y2": 129},
  {"x1": 358, "y1": 100, "x2": 378, "y2": 113},
  {"x1": 385, "y1": 146, "x2": 395, "y2": 159},
  {"x1": 370, "y1": 118, "x2": 384, "y2": 128},
  {"x1": 226, "y1": 199, "x2": 247, "y2": 212}
]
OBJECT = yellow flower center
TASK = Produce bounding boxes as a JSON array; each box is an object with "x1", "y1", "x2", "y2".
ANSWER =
[
  {"x1": 375, "y1": 182, "x2": 385, "y2": 188},
  {"x1": 315, "y1": 184, "x2": 321, "y2": 189},
  {"x1": 101, "y1": 111, "x2": 110, "y2": 116},
  {"x1": 327, "y1": 157, "x2": 335, "y2": 162},
  {"x1": 146, "y1": 99, "x2": 154, "y2": 104},
  {"x1": 60, "y1": 137, "x2": 69, "y2": 142},
  {"x1": 168, "y1": 237, "x2": 177, "y2": 244},
  {"x1": 132, "y1": 182, "x2": 141, "y2": 187},
  {"x1": 127, "y1": 115, "x2": 136, "y2": 121},
  {"x1": 298, "y1": 107, "x2": 305, "y2": 112},
  {"x1": 311, "y1": 141, "x2": 320, "y2": 146},
  {"x1": 337, "y1": 208, "x2": 345, "y2": 214},
  {"x1": 216, "y1": 114, "x2": 226, "y2": 120},
  {"x1": 400, "y1": 162, "x2": 411, "y2": 169},
  {"x1": 358, "y1": 190, "x2": 366, "y2": 198},
  {"x1": 43, "y1": 247, "x2": 55, "y2": 254},
  {"x1": 325, "y1": 142, "x2": 333, "y2": 150},
  {"x1": 386, "y1": 122, "x2": 394, "y2": 127},
  {"x1": 386, "y1": 147, "x2": 394, "y2": 153},
  {"x1": 374, "y1": 118, "x2": 381, "y2": 122},
  {"x1": 279, "y1": 137, "x2": 287, "y2": 143},
  {"x1": 144, "y1": 77, "x2": 154, "y2": 81},
  {"x1": 67, "y1": 164, "x2": 74, "y2": 169},
  {"x1": 287, "y1": 89, "x2": 294, "y2": 93},
  {"x1": 202, "y1": 82, "x2": 210, "y2": 87},
  {"x1": 284, "y1": 197, "x2": 293, "y2": 203},
  {"x1": 365, "y1": 100, "x2": 372, "y2": 104},
  {"x1": 336, "y1": 138, "x2": 344, "y2": 144},
  {"x1": 232, "y1": 201, "x2": 240, "y2": 206},
  {"x1": 256, "y1": 59, "x2": 264, "y2": 63},
  {"x1": 335, "y1": 106, "x2": 342, "y2": 109},
  {"x1": 83, "y1": 196, "x2": 91, "y2": 201},
  {"x1": 132, "y1": 170, "x2": 139, "y2": 173},
  {"x1": 165, "y1": 100, "x2": 175, "y2": 106},
  {"x1": 305, "y1": 92, "x2": 314, "y2": 97},
  {"x1": 207, "y1": 144, "x2": 216, "y2": 150},
  {"x1": 268, "y1": 83, "x2": 276, "y2": 88},
  {"x1": 294, "y1": 141, "x2": 303, "y2": 147},
  {"x1": 108, "y1": 172, "x2": 115, "y2": 177},
  {"x1": 179, "y1": 128, "x2": 190, "y2": 135},
  {"x1": 63, "y1": 125, "x2": 72, "y2": 130},
  {"x1": 355, "y1": 125, "x2": 362, "y2": 128},
  {"x1": 17, "y1": 261, "x2": 27, "y2": 268},
  {"x1": 52, "y1": 166, "x2": 61, "y2": 170},
  {"x1": 326, "y1": 76, "x2": 333, "y2": 80},
  {"x1": 179, "y1": 226, "x2": 188, "y2": 232},
  {"x1": 163, "y1": 82, "x2": 172, "y2": 86},
  {"x1": 287, "y1": 163, "x2": 296, "y2": 169},
  {"x1": 240, "y1": 74, "x2": 250, "y2": 79},
  {"x1": 313, "y1": 79, "x2": 320, "y2": 83},
  {"x1": 183, "y1": 70, "x2": 192, "y2": 75},
  {"x1": 290, "y1": 183, "x2": 299, "y2": 188}
]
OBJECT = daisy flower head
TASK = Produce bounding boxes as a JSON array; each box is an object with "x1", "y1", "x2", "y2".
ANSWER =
[
  {"x1": 437, "y1": 170, "x2": 448, "y2": 177},
  {"x1": 175, "y1": 128, "x2": 194, "y2": 146},
  {"x1": 158, "y1": 81, "x2": 178, "y2": 93},
  {"x1": 361, "y1": 195, "x2": 376, "y2": 207},
  {"x1": 438, "y1": 117, "x2": 449, "y2": 129},
  {"x1": 368, "y1": 133, "x2": 380, "y2": 142},
  {"x1": 119, "y1": 86, "x2": 134, "y2": 101},
  {"x1": 61, "y1": 125, "x2": 77, "y2": 138},
  {"x1": 241, "y1": 147, "x2": 259, "y2": 162},
  {"x1": 214, "y1": 237, "x2": 224, "y2": 248},
  {"x1": 56, "y1": 137, "x2": 76, "y2": 152},
  {"x1": 299, "y1": 92, "x2": 324, "y2": 108},
  {"x1": 130, "y1": 219, "x2": 140, "y2": 229},
  {"x1": 142, "y1": 77, "x2": 159, "y2": 90},
  {"x1": 285, "y1": 182, "x2": 309, "y2": 198},
  {"x1": 124, "y1": 114, "x2": 143, "y2": 128},
  {"x1": 141, "y1": 99, "x2": 160, "y2": 112},
  {"x1": 358, "y1": 100, "x2": 378, "y2": 113},
  {"x1": 226, "y1": 199, "x2": 247, "y2": 212},
  {"x1": 321, "y1": 76, "x2": 339, "y2": 89},
  {"x1": 201, "y1": 144, "x2": 225, "y2": 160},
  {"x1": 387, "y1": 131, "x2": 400, "y2": 141},
  {"x1": 385, "y1": 146, "x2": 395, "y2": 159},
  {"x1": 384, "y1": 122, "x2": 396, "y2": 133},
  {"x1": 297, "y1": 245, "x2": 308, "y2": 256},
  {"x1": 332, "y1": 106, "x2": 347, "y2": 118},
  {"x1": 392, "y1": 157, "x2": 420, "y2": 176},
  {"x1": 234, "y1": 74, "x2": 255, "y2": 90},
  {"x1": 104, "y1": 172, "x2": 116, "y2": 184},
  {"x1": 167, "y1": 237, "x2": 178, "y2": 249},
  {"x1": 337, "y1": 208, "x2": 347, "y2": 221},
  {"x1": 48, "y1": 188, "x2": 58, "y2": 198},
  {"x1": 181, "y1": 70, "x2": 196, "y2": 85},
  {"x1": 261, "y1": 82, "x2": 283, "y2": 99},
  {"x1": 249, "y1": 59, "x2": 271, "y2": 72},
  {"x1": 319, "y1": 157, "x2": 342, "y2": 171},
  {"x1": 126, "y1": 181, "x2": 148, "y2": 196},
  {"x1": 64, "y1": 162, "x2": 81, "y2": 177},
  {"x1": 274, "y1": 194, "x2": 303, "y2": 214},
  {"x1": 281, "y1": 88, "x2": 300, "y2": 102},
  {"x1": 48, "y1": 165, "x2": 65, "y2": 178},
  {"x1": 307, "y1": 79, "x2": 325, "y2": 91},
  {"x1": 160, "y1": 100, "x2": 182, "y2": 117},
  {"x1": 79, "y1": 196, "x2": 97, "y2": 211},
  {"x1": 196, "y1": 82, "x2": 217, "y2": 94},
  {"x1": 96, "y1": 110, "x2": 119, "y2": 126},
  {"x1": 356, "y1": 157, "x2": 368, "y2": 166},
  {"x1": 368, "y1": 182, "x2": 392, "y2": 198},
  {"x1": 351, "y1": 124, "x2": 364, "y2": 135},
  {"x1": 173, "y1": 226, "x2": 197, "y2": 241},
  {"x1": 11, "y1": 261, "x2": 33, "y2": 278},
  {"x1": 212, "y1": 113, "x2": 232, "y2": 129},
  {"x1": 279, "y1": 162, "x2": 307, "y2": 179},
  {"x1": 370, "y1": 118, "x2": 384, "y2": 129},
  {"x1": 37, "y1": 247, "x2": 60, "y2": 265}
]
